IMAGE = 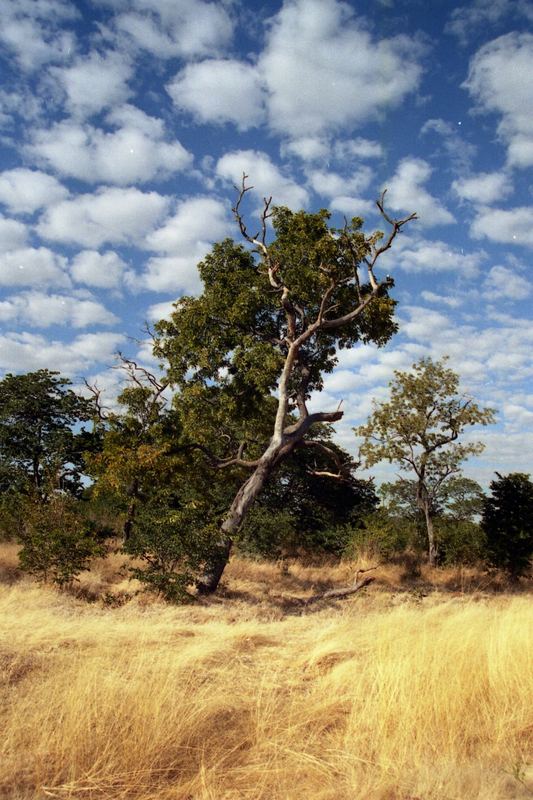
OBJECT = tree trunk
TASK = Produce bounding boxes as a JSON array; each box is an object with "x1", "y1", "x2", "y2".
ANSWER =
[
  {"x1": 422, "y1": 500, "x2": 437, "y2": 567},
  {"x1": 196, "y1": 445, "x2": 285, "y2": 594}
]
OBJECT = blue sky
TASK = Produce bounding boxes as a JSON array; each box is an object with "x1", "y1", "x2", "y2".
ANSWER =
[{"x1": 0, "y1": 0, "x2": 532, "y2": 486}]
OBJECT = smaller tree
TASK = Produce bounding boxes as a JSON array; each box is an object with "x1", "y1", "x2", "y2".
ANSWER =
[
  {"x1": 0, "y1": 370, "x2": 95, "y2": 498},
  {"x1": 357, "y1": 358, "x2": 495, "y2": 565},
  {"x1": 18, "y1": 495, "x2": 105, "y2": 586},
  {"x1": 482, "y1": 473, "x2": 533, "y2": 579}
]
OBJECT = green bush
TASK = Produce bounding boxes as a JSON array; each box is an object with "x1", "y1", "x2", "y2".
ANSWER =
[
  {"x1": 18, "y1": 496, "x2": 106, "y2": 585},
  {"x1": 124, "y1": 500, "x2": 215, "y2": 602},
  {"x1": 343, "y1": 510, "x2": 423, "y2": 560}
]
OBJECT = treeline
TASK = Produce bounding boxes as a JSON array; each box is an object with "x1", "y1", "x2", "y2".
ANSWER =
[
  {"x1": 1, "y1": 198, "x2": 532, "y2": 598},
  {"x1": 0, "y1": 367, "x2": 531, "y2": 600}
]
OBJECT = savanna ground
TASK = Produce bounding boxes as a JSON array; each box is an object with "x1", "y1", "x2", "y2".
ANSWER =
[{"x1": 1, "y1": 542, "x2": 532, "y2": 800}]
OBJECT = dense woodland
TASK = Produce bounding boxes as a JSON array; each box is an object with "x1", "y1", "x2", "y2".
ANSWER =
[{"x1": 1, "y1": 193, "x2": 532, "y2": 599}]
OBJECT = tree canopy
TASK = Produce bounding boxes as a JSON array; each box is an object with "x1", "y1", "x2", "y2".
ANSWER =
[
  {"x1": 482, "y1": 472, "x2": 533, "y2": 578},
  {"x1": 0, "y1": 370, "x2": 95, "y2": 498}
]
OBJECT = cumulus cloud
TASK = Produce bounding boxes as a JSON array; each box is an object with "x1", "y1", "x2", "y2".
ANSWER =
[
  {"x1": 0, "y1": 330, "x2": 126, "y2": 374},
  {"x1": 109, "y1": 0, "x2": 234, "y2": 58},
  {"x1": 0, "y1": 216, "x2": 28, "y2": 250},
  {"x1": 50, "y1": 51, "x2": 133, "y2": 118},
  {"x1": 28, "y1": 109, "x2": 192, "y2": 185},
  {"x1": 0, "y1": 168, "x2": 69, "y2": 214},
  {"x1": 37, "y1": 187, "x2": 169, "y2": 248},
  {"x1": 0, "y1": 0, "x2": 77, "y2": 71},
  {"x1": 452, "y1": 171, "x2": 513, "y2": 204},
  {"x1": 0, "y1": 247, "x2": 69, "y2": 288},
  {"x1": 0, "y1": 291, "x2": 118, "y2": 328},
  {"x1": 141, "y1": 197, "x2": 231, "y2": 293},
  {"x1": 483, "y1": 265, "x2": 531, "y2": 300},
  {"x1": 463, "y1": 33, "x2": 533, "y2": 167},
  {"x1": 446, "y1": 0, "x2": 533, "y2": 45},
  {"x1": 281, "y1": 138, "x2": 330, "y2": 162},
  {"x1": 71, "y1": 250, "x2": 128, "y2": 289},
  {"x1": 470, "y1": 206, "x2": 533, "y2": 247},
  {"x1": 385, "y1": 158, "x2": 455, "y2": 227},
  {"x1": 307, "y1": 166, "x2": 373, "y2": 200},
  {"x1": 259, "y1": 0, "x2": 423, "y2": 136},
  {"x1": 216, "y1": 150, "x2": 309, "y2": 208},
  {"x1": 394, "y1": 236, "x2": 485, "y2": 277},
  {"x1": 167, "y1": 59, "x2": 265, "y2": 130}
]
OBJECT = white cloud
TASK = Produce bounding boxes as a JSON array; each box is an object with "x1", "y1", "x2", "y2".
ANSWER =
[
  {"x1": 111, "y1": 0, "x2": 234, "y2": 59},
  {"x1": 334, "y1": 138, "x2": 384, "y2": 160},
  {"x1": 216, "y1": 150, "x2": 309, "y2": 208},
  {"x1": 483, "y1": 265, "x2": 531, "y2": 300},
  {"x1": 446, "y1": 0, "x2": 533, "y2": 45},
  {"x1": 452, "y1": 171, "x2": 513, "y2": 204},
  {"x1": 281, "y1": 138, "x2": 330, "y2": 162},
  {"x1": 146, "y1": 300, "x2": 177, "y2": 322},
  {"x1": 0, "y1": 247, "x2": 69, "y2": 288},
  {"x1": 394, "y1": 237, "x2": 485, "y2": 277},
  {"x1": 0, "y1": 216, "x2": 28, "y2": 250},
  {"x1": 385, "y1": 158, "x2": 455, "y2": 227},
  {"x1": 141, "y1": 197, "x2": 231, "y2": 293},
  {"x1": 50, "y1": 51, "x2": 133, "y2": 118},
  {"x1": 0, "y1": 291, "x2": 118, "y2": 328},
  {"x1": 420, "y1": 291, "x2": 463, "y2": 308},
  {"x1": 0, "y1": 0, "x2": 77, "y2": 71},
  {"x1": 37, "y1": 187, "x2": 169, "y2": 248},
  {"x1": 307, "y1": 166, "x2": 373, "y2": 200},
  {"x1": 400, "y1": 306, "x2": 452, "y2": 342},
  {"x1": 0, "y1": 330, "x2": 126, "y2": 374},
  {"x1": 330, "y1": 196, "x2": 375, "y2": 217},
  {"x1": 259, "y1": 0, "x2": 423, "y2": 136},
  {"x1": 167, "y1": 60, "x2": 265, "y2": 130},
  {"x1": 28, "y1": 111, "x2": 192, "y2": 185},
  {"x1": 0, "y1": 168, "x2": 69, "y2": 214},
  {"x1": 71, "y1": 250, "x2": 128, "y2": 289},
  {"x1": 471, "y1": 206, "x2": 533, "y2": 247},
  {"x1": 464, "y1": 33, "x2": 533, "y2": 167}
]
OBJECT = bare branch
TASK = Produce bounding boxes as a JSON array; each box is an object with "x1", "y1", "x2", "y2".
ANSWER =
[
  {"x1": 302, "y1": 566, "x2": 378, "y2": 605},
  {"x1": 83, "y1": 379, "x2": 108, "y2": 423}
]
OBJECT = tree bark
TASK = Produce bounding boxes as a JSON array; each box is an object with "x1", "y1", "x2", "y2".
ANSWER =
[
  {"x1": 196, "y1": 444, "x2": 285, "y2": 594},
  {"x1": 422, "y1": 500, "x2": 437, "y2": 567}
]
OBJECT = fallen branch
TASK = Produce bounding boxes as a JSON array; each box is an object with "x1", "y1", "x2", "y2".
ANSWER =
[{"x1": 302, "y1": 566, "x2": 378, "y2": 606}]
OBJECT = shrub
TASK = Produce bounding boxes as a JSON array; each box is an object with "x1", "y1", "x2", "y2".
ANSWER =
[
  {"x1": 18, "y1": 495, "x2": 106, "y2": 586},
  {"x1": 124, "y1": 500, "x2": 215, "y2": 602}
]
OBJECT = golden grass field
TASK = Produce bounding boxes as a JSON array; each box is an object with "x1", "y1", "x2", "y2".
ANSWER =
[{"x1": 1, "y1": 543, "x2": 532, "y2": 800}]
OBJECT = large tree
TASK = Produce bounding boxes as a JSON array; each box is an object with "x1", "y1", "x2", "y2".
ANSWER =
[
  {"x1": 357, "y1": 357, "x2": 495, "y2": 565},
  {"x1": 0, "y1": 370, "x2": 95, "y2": 498},
  {"x1": 154, "y1": 180, "x2": 416, "y2": 592}
]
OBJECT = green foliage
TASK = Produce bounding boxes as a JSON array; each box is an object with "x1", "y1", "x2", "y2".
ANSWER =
[
  {"x1": 154, "y1": 208, "x2": 398, "y2": 463},
  {"x1": 125, "y1": 497, "x2": 218, "y2": 602},
  {"x1": 0, "y1": 370, "x2": 96, "y2": 497},
  {"x1": 358, "y1": 358, "x2": 495, "y2": 476},
  {"x1": 482, "y1": 473, "x2": 533, "y2": 578},
  {"x1": 237, "y1": 435, "x2": 378, "y2": 558},
  {"x1": 18, "y1": 495, "x2": 105, "y2": 586},
  {"x1": 434, "y1": 518, "x2": 486, "y2": 565},
  {"x1": 344, "y1": 508, "x2": 422, "y2": 560},
  {"x1": 376, "y1": 477, "x2": 486, "y2": 564},
  {"x1": 357, "y1": 358, "x2": 495, "y2": 563}
]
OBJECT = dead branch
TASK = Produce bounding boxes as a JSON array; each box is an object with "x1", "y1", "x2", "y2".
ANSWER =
[
  {"x1": 83, "y1": 379, "x2": 108, "y2": 423},
  {"x1": 302, "y1": 566, "x2": 379, "y2": 605}
]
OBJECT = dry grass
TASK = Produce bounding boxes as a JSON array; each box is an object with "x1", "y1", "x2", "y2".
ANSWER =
[{"x1": 1, "y1": 545, "x2": 532, "y2": 799}]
